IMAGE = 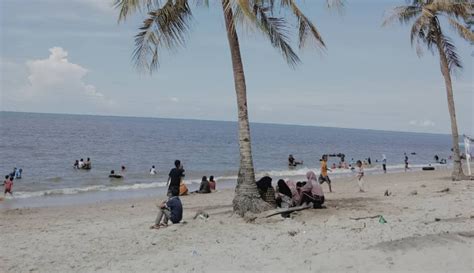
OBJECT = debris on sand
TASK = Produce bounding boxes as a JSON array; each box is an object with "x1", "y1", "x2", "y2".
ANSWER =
[{"x1": 410, "y1": 190, "x2": 418, "y2": 196}]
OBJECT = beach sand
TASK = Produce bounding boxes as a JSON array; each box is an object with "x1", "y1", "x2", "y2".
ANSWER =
[{"x1": 1, "y1": 168, "x2": 473, "y2": 272}]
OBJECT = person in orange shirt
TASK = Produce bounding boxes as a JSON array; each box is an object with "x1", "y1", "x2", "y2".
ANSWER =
[{"x1": 319, "y1": 155, "x2": 332, "y2": 192}]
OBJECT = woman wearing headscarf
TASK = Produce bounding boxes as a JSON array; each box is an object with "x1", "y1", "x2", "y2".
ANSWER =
[
  {"x1": 197, "y1": 176, "x2": 211, "y2": 194},
  {"x1": 256, "y1": 176, "x2": 276, "y2": 208},
  {"x1": 301, "y1": 171, "x2": 325, "y2": 208},
  {"x1": 286, "y1": 180, "x2": 301, "y2": 206},
  {"x1": 276, "y1": 179, "x2": 293, "y2": 209}
]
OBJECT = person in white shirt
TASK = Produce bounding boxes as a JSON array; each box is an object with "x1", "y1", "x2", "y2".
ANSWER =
[
  {"x1": 356, "y1": 160, "x2": 365, "y2": 192},
  {"x1": 150, "y1": 165, "x2": 157, "y2": 175},
  {"x1": 78, "y1": 158, "x2": 85, "y2": 169}
]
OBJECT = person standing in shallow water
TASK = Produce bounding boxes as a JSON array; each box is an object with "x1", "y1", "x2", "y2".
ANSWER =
[
  {"x1": 404, "y1": 153, "x2": 410, "y2": 172},
  {"x1": 167, "y1": 160, "x2": 185, "y2": 197},
  {"x1": 382, "y1": 154, "x2": 387, "y2": 174}
]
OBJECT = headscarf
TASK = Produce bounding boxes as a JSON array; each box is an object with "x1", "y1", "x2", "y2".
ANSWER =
[
  {"x1": 286, "y1": 180, "x2": 301, "y2": 205},
  {"x1": 307, "y1": 171, "x2": 324, "y2": 196},
  {"x1": 277, "y1": 179, "x2": 292, "y2": 198},
  {"x1": 256, "y1": 176, "x2": 272, "y2": 192}
]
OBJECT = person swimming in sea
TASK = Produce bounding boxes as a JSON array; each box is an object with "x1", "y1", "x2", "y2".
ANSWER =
[
  {"x1": 109, "y1": 170, "x2": 123, "y2": 179},
  {"x1": 288, "y1": 154, "x2": 303, "y2": 167}
]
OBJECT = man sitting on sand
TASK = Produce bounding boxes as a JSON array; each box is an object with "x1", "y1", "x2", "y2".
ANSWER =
[{"x1": 151, "y1": 188, "x2": 183, "y2": 229}]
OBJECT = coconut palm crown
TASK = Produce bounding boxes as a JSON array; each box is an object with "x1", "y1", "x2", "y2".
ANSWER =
[
  {"x1": 114, "y1": 0, "x2": 342, "y2": 214},
  {"x1": 384, "y1": 0, "x2": 474, "y2": 180}
]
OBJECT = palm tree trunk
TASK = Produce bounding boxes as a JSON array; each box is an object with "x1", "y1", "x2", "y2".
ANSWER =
[
  {"x1": 221, "y1": 0, "x2": 271, "y2": 215},
  {"x1": 436, "y1": 39, "x2": 467, "y2": 181}
]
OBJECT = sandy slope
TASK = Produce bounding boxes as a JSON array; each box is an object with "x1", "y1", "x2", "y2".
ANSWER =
[{"x1": 1, "y1": 168, "x2": 473, "y2": 272}]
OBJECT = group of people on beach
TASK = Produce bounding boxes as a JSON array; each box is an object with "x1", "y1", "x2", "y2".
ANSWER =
[
  {"x1": 151, "y1": 159, "x2": 218, "y2": 229},
  {"x1": 73, "y1": 158, "x2": 92, "y2": 170}
]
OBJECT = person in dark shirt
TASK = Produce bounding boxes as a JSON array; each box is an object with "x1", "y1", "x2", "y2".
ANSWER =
[
  {"x1": 167, "y1": 160, "x2": 185, "y2": 196},
  {"x1": 198, "y1": 176, "x2": 211, "y2": 194},
  {"x1": 150, "y1": 188, "x2": 183, "y2": 229}
]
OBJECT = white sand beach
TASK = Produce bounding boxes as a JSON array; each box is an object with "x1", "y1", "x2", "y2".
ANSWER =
[{"x1": 1, "y1": 168, "x2": 473, "y2": 272}]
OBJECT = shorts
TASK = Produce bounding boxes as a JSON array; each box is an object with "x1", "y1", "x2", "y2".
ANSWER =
[
  {"x1": 4, "y1": 189, "x2": 12, "y2": 194},
  {"x1": 319, "y1": 175, "x2": 331, "y2": 184}
]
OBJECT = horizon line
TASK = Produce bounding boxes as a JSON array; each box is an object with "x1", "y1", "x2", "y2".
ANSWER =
[{"x1": 0, "y1": 110, "x2": 451, "y2": 136}]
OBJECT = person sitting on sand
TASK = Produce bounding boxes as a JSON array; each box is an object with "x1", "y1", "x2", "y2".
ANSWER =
[
  {"x1": 109, "y1": 170, "x2": 123, "y2": 179},
  {"x1": 4, "y1": 176, "x2": 13, "y2": 196},
  {"x1": 280, "y1": 180, "x2": 300, "y2": 206},
  {"x1": 356, "y1": 160, "x2": 365, "y2": 192},
  {"x1": 151, "y1": 188, "x2": 183, "y2": 229},
  {"x1": 197, "y1": 176, "x2": 211, "y2": 194},
  {"x1": 209, "y1": 176, "x2": 216, "y2": 191},
  {"x1": 179, "y1": 180, "x2": 188, "y2": 196},
  {"x1": 150, "y1": 165, "x2": 157, "y2": 175},
  {"x1": 319, "y1": 155, "x2": 332, "y2": 193},
  {"x1": 256, "y1": 176, "x2": 276, "y2": 208},
  {"x1": 276, "y1": 179, "x2": 293, "y2": 209},
  {"x1": 300, "y1": 171, "x2": 325, "y2": 208}
]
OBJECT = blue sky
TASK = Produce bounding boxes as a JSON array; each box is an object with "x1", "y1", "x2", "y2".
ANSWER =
[{"x1": 1, "y1": 0, "x2": 472, "y2": 134}]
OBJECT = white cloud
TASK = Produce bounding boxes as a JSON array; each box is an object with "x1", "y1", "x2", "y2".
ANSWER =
[
  {"x1": 409, "y1": 119, "x2": 436, "y2": 127},
  {"x1": 2, "y1": 47, "x2": 116, "y2": 114}
]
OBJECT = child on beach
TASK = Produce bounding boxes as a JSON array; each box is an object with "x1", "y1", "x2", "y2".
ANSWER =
[
  {"x1": 209, "y1": 176, "x2": 216, "y2": 191},
  {"x1": 356, "y1": 160, "x2": 365, "y2": 192},
  {"x1": 4, "y1": 176, "x2": 13, "y2": 196},
  {"x1": 319, "y1": 155, "x2": 332, "y2": 192},
  {"x1": 151, "y1": 188, "x2": 183, "y2": 229}
]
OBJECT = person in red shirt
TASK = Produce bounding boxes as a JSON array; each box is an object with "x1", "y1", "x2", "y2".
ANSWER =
[
  {"x1": 209, "y1": 176, "x2": 216, "y2": 191},
  {"x1": 4, "y1": 176, "x2": 13, "y2": 196}
]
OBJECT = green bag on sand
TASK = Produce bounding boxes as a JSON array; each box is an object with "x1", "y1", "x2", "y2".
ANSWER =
[{"x1": 379, "y1": 215, "x2": 387, "y2": 224}]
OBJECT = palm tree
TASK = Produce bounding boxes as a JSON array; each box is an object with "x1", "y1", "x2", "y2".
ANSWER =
[
  {"x1": 114, "y1": 0, "x2": 339, "y2": 215},
  {"x1": 383, "y1": 0, "x2": 474, "y2": 181}
]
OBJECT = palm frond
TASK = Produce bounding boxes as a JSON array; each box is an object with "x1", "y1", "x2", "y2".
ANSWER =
[
  {"x1": 383, "y1": 5, "x2": 422, "y2": 26},
  {"x1": 448, "y1": 17, "x2": 474, "y2": 41},
  {"x1": 426, "y1": 0, "x2": 471, "y2": 20},
  {"x1": 439, "y1": 33, "x2": 462, "y2": 72},
  {"x1": 132, "y1": 0, "x2": 193, "y2": 72},
  {"x1": 283, "y1": 0, "x2": 325, "y2": 49},
  {"x1": 254, "y1": 4, "x2": 300, "y2": 66},
  {"x1": 114, "y1": 0, "x2": 163, "y2": 22}
]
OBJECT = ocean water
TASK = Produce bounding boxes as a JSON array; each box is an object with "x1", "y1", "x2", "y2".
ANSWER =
[{"x1": 0, "y1": 112, "x2": 452, "y2": 203}]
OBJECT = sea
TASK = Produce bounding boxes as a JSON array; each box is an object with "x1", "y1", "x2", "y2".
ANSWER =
[{"x1": 0, "y1": 111, "x2": 452, "y2": 208}]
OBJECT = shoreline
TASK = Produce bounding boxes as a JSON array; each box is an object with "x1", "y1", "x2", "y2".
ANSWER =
[
  {"x1": 0, "y1": 163, "x2": 452, "y2": 209},
  {"x1": 1, "y1": 168, "x2": 473, "y2": 272}
]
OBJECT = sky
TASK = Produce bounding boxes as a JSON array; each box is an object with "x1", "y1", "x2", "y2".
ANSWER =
[{"x1": 0, "y1": 0, "x2": 472, "y2": 135}]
